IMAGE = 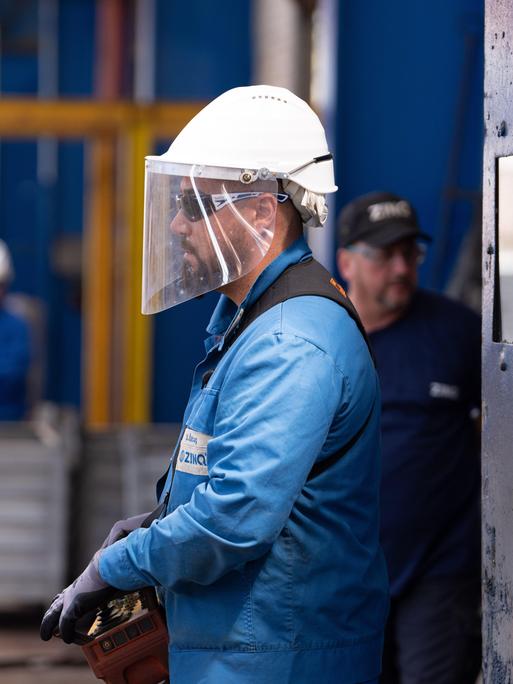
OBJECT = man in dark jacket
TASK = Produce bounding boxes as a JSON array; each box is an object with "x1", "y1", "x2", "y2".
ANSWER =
[{"x1": 337, "y1": 191, "x2": 481, "y2": 684}]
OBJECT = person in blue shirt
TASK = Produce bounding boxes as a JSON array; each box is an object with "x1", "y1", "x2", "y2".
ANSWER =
[
  {"x1": 0, "y1": 239, "x2": 30, "y2": 421},
  {"x1": 337, "y1": 191, "x2": 481, "y2": 684},
  {"x1": 41, "y1": 86, "x2": 388, "y2": 684}
]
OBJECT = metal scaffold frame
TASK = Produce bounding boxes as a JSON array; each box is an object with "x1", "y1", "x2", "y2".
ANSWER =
[{"x1": 0, "y1": 98, "x2": 204, "y2": 426}]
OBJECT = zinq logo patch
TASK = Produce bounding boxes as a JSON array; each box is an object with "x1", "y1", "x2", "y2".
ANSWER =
[{"x1": 176, "y1": 428, "x2": 211, "y2": 476}]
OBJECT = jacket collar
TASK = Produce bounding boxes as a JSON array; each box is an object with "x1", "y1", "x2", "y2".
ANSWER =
[{"x1": 205, "y1": 236, "x2": 312, "y2": 349}]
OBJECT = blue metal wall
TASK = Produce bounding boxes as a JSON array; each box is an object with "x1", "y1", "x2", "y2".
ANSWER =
[
  {"x1": 0, "y1": 0, "x2": 94, "y2": 407},
  {"x1": 155, "y1": 0, "x2": 251, "y2": 100},
  {"x1": 335, "y1": 0, "x2": 483, "y2": 288},
  {"x1": 151, "y1": 0, "x2": 252, "y2": 422},
  {"x1": 49, "y1": 0, "x2": 94, "y2": 405}
]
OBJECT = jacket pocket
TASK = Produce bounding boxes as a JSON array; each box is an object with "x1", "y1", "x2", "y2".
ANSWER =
[
  {"x1": 249, "y1": 525, "x2": 298, "y2": 647},
  {"x1": 167, "y1": 566, "x2": 255, "y2": 649},
  {"x1": 169, "y1": 388, "x2": 219, "y2": 510}
]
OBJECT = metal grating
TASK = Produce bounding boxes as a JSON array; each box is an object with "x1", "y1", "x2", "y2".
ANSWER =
[
  {"x1": 75, "y1": 424, "x2": 180, "y2": 572},
  {"x1": 0, "y1": 423, "x2": 71, "y2": 608}
]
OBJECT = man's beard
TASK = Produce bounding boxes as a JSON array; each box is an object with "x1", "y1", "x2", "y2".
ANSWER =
[
  {"x1": 181, "y1": 255, "x2": 210, "y2": 290},
  {"x1": 179, "y1": 232, "x2": 246, "y2": 293},
  {"x1": 376, "y1": 277, "x2": 415, "y2": 313},
  {"x1": 180, "y1": 243, "x2": 219, "y2": 293}
]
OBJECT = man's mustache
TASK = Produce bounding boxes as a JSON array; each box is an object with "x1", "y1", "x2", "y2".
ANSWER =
[
  {"x1": 386, "y1": 276, "x2": 414, "y2": 286},
  {"x1": 180, "y1": 238, "x2": 197, "y2": 257}
]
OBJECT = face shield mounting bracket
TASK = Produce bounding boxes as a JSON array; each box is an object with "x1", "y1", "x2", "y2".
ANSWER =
[
  {"x1": 238, "y1": 153, "x2": 333, "y2": 185},
  {"x1": 240, "y1": 168, "x2": 272, "y2": 184}
]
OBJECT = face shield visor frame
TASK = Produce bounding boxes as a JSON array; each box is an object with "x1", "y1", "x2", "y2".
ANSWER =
[{"x1": 142, "y1": 161, "x2": 282, "y2": 314}]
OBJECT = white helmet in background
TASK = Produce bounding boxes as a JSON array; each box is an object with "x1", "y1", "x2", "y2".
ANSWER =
[
  {"x1": 0, "y1": 239, "x2": 14, "y2": 284},
  {"x1": 142, "y1": 85, "x2": 337, "y2": 314}
]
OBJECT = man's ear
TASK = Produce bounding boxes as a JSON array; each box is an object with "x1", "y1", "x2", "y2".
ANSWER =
[
  {"x1": 337, "y1": 247, "x2": 353, "y2": 281},
  {"x1": 255, "y1": 194, "x2": 278, "y2": 227}
]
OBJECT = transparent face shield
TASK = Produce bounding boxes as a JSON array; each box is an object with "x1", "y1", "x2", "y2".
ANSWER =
[{"x1": 142, "y1": 161, "x2": 283, "y2": 314}]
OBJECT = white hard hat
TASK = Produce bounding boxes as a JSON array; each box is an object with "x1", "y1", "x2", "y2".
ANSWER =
[
  {"x1": 0, "y1": 240, "x2": 13, "y2": 283},
  {"x1": 150, "y1": 85, "x2": 337, "y2": 195},
  {"x1": 142, "y1": 86, "x2": 338, "y2": 314}
]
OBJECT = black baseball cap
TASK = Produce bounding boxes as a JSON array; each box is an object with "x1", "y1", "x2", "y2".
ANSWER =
[{"x1": 337, "y1": 191, "x2": 432, "y2": 248}]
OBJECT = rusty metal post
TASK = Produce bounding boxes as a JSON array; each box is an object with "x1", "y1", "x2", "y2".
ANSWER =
[
  {"x1": 482, "y1": 1, "x2": 513, "y2": 681},
  {"x1": 252, "y1": 0, "x2": 313, "y2": 101}
]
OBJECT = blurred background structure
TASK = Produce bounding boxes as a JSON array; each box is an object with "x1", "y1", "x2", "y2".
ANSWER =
[
  {"x1": 0, "y1": 0, "x2": 484, "y2": 427},
  {"x1": 0, "y1": 0, "x2": 487, "y2": 681}
]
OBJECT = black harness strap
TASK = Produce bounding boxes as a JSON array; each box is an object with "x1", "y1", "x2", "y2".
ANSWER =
[
  {"x1": 224, "y1": 257, "x2": 374, "y2": 362},
  {"x1": 221, "y1": 257, "x2": 376, "y2": 480},
  {"x1": 307, "y1": 400, "x2": 374, "y2": 480}
]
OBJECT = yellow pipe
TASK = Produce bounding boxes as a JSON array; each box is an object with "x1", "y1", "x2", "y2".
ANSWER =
[
  {"x1": 121, "y1": 122, "x2": 153, "y2": 423},
  {"x1": 83, "y1": 135, "x2": 115, "y2": 426},
  {"x1": 0, "y1": 98, "x2": 203, "y2": 138}
]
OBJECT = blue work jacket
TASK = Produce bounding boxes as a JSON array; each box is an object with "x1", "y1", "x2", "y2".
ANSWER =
[
  {"x1": 100, "y1": 237, "x2": 388, "y2": 683},
  {"x1": 0, "y1": 307, "x2": 30, "y2": 420}
]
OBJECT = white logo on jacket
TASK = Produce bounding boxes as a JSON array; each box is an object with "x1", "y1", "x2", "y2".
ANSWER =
[
  {"x1": 429, "y1": 382, "x2": 460, "y2": 400},
  {"x1": 176, "y1": 428, "x2": 211, "y2": 476}
]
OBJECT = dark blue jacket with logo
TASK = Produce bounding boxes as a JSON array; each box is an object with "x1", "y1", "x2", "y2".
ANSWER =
[
  {"x1": 370, "y1": 289, "x2": 481, "y2": 596},
  {"x1": 100, "y1": 238, "x2": 389, "y2": 683}
]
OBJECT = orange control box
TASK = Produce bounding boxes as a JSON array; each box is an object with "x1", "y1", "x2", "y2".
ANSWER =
[{"x1": 80, "y1": 590, "x2": 169, "y2": 684}]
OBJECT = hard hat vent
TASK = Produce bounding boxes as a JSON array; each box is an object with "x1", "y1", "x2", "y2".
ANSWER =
[
  {"x1": 251, "y1": 94, "x2": 288, "y2": 103},
  {"x1": 155, "y1": 85, "x2": 337, "y2": 194}
]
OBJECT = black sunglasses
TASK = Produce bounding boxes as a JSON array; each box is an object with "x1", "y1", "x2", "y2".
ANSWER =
[{"x1": 175, "y1": 190, "x2": 288, "y2": 223}]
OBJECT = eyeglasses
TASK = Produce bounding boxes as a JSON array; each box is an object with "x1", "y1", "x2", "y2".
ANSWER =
[
  {"x1": 347, "y1": 242, "x2": 427, "y2": 267},
  {"x1": 175, "y1": 190, "x2": 289, "y2": 223}
]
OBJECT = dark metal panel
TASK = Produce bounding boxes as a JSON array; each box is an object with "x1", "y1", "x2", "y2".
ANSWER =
[{"x1": 483, "y1": 1, "x2": 513, "y2": 681}]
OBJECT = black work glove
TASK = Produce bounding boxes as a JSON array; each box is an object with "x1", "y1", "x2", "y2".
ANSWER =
[
  {"x1": 99, "y1": 511, "x2": 152, "y2": 550},
  {"x1": 40, "y1": 552, "x2": 116, "y2": 644}
]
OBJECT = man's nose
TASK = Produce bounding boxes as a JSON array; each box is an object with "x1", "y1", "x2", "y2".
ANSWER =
[
  {"x1": 170, "y1": 212, "x2": 191, "y2": 237},
  {"x1": 388, "y1": 251, "x2": 413, "y2": 274}
]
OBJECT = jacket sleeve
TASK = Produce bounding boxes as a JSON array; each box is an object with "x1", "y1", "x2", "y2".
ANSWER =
[
  {"x1": 99, "y1": 332, "x2": 347, "y2": 591},
  {"x1": 0, "y1": 314, "x2": 31, "y2": 419},
  {"x1": 0, "y1": 314, "x2": 30, "y2": 384}
]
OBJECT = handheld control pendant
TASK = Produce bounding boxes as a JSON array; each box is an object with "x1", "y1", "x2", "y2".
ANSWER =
[{"x1": 75, "y1": 587, "x2": 169, "y2": 684}]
